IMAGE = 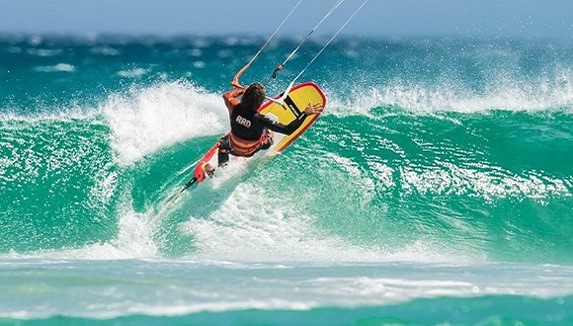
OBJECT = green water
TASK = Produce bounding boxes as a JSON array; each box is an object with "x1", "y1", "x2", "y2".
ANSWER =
[{"x1": 1, "y1": 35, "x2": 572, "y2": 324}]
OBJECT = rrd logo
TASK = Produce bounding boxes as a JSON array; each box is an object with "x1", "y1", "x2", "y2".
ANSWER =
[{"x1": 236, "y1": 115, "x2": 251, "y2": 128}]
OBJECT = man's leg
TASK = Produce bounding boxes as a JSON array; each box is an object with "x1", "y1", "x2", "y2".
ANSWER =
[{"x1": 217, "y1": 135, "x2": 231, "y2": 166}]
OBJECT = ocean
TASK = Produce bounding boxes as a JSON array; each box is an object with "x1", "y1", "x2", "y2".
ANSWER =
[{"x1": 1, "y1": 34, "x2": 572, "y2": 325}]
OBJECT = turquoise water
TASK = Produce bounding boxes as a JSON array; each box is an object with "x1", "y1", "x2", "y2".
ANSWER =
[{"x1": 1, "y1": 34, "x2": 573, "y2": 324}]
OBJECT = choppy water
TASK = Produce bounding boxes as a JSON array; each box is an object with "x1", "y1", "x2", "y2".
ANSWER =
[{"x1": 1, "y1": 34, "x2": 572, "y2": 324}]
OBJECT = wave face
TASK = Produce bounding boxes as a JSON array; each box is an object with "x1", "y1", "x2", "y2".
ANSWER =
[{"x1": 1, "y1": 35, "x2": 572, "y2": 263}]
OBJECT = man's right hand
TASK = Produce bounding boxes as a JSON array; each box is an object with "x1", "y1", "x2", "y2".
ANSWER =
[{"x1": 304, "y1": 103, "x2": 324, "y2": 115}]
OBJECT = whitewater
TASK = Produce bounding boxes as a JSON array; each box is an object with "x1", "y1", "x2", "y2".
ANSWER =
[{"x1": 1, "y1": 35, "x2": 572, "y2": 324}]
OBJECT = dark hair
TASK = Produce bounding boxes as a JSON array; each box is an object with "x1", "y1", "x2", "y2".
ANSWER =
[{"x1": 242, "y1": 82, "x2": 266, "y2": 110}]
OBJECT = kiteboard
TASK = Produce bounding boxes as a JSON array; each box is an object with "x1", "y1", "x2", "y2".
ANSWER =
[{"x1": 171, "y1": 81, "x2": 326, "y2": 198}]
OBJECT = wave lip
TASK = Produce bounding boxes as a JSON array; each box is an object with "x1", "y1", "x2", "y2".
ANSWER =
[{"x1": 102, "y1": 81, "x2": 226, "y2": 165}]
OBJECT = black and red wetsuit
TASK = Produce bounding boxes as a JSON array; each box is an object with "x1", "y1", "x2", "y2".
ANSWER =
[{"x1": 221, "y1": 88, "x2": 307, "y2": 158}]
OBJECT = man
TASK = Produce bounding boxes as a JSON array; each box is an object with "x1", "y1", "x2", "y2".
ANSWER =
[{"x1": 217, "y1": 82, "x2": 323, "y2": 166}]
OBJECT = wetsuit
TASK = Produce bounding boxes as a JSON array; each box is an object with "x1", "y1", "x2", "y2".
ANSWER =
[{"x1": 218, "y1": 88, "x2": 308, "y2": 165}]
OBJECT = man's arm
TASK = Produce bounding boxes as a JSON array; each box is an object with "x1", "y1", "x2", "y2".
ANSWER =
[
  {"x1": 255, "y1": 112, "x2": 307, "y2": 135},
  {"x1": 223, "y1": 89, "x2": 245, "y2": 111},
  {"x1": 255, "y1": 103, "x2": 324, "y2": 135}
]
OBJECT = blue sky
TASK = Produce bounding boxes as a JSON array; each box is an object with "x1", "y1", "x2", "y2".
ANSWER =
[{"x1": 1, "y1": 0, "x2": 572, "y2": 39}]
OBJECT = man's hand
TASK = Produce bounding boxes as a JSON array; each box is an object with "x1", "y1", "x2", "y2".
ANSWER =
[
  {"x1": 303, "y1": 103, "x2": 324, "y2": 115},
  {"x1": 231, "y1": 78, "x2": 245, "y2": 90}
]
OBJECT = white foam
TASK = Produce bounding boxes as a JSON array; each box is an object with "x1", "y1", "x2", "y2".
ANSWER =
[
  {"x1": 117, "y1": 68, "x2": 149, "y2": 78},
  {"x1": 90, "y1": 46, "x2": 120, "y2": 56},
  {"x1": 181, "y1": 182, "x2": 464, "y2": 263},
  {"x1": 34, "y1": 63, "x2": 75, "y2": 73},
  {"x1": 27, "y1": 48, "x2": 63, "y2": 57},
  {"x1": 400, "y1": 162, "x2": 571, "y2": 202},
  {"x1": 102, "y1": 81, "x2": 226, "y2": 165},
  {"x1": 327, "y1": 68, "x2": 573, "y2": 115},
  {"x1": 5, "y1": 203, "x2": 159, "y2": 261},
  {"x1": 192, "y1": 61, "x2": 206, "y2": 69}
]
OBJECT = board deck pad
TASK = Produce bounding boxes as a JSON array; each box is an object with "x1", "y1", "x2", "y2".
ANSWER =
[{"x1": 192, "y1": 82, "x2": 326, "y2": 184}]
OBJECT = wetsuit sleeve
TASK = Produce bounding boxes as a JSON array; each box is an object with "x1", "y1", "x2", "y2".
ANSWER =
[
  {"x1": 255, "y1": 112, "x2": 308, "y2": 135},
  {"x1": 223, "y1": 89, "x2": 245, "y2": 112}
]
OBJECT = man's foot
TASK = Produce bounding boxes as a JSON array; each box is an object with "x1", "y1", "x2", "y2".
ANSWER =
[
  {"x1": 204, "y1": 163, "x2": 215, "y2": 177},
  {"x1": 260, "y1": 130, "x2": 274, "y2": 150}
]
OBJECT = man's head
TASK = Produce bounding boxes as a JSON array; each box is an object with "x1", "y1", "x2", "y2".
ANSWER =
[{"x1": 242, "y1": 82, "x2": 265, "y2": 110}]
